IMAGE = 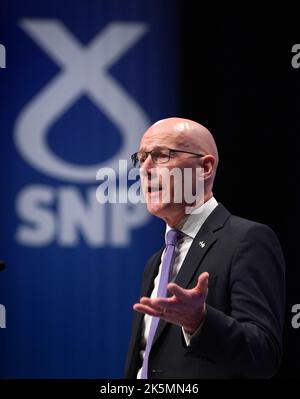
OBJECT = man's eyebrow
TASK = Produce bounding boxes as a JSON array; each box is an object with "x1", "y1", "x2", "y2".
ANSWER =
[{"x1": 138, "y1": 145, "x2": 168, "y2": 152}]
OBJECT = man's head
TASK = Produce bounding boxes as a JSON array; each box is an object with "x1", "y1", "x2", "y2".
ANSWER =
[{"x1": 134, "y1": 117, "x2": 219, "y2": 227}]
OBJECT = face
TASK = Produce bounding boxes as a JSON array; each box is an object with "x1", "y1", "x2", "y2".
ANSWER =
[{"x1": 138, "y1": 122, "x2": 204, "y2": 226}]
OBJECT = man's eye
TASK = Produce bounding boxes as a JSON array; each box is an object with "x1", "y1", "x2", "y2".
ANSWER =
[
  {"x1": 138, "y1": 154, "x2": 146, "y2": 162},
  {"x1": 156, "y1": 152, "x2": 168, "y2": 159}
]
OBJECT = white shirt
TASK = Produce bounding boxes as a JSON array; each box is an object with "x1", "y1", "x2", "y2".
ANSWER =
[{"x1": 137, "y1": 197, "x2": 218, "y2": 378}]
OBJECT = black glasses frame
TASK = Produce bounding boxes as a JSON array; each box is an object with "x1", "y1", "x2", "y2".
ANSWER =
[{"x1": 131, "y1": 148, "x2": 205, "y2": 167}]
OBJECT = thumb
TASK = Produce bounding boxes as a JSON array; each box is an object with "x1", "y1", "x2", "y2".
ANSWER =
[{"x1": 194, "y1": 272, "x2": 209, "y2": 293}]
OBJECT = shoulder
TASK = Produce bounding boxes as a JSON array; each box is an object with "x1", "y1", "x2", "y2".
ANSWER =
[
  {"x1": 227, "y1": 214, "x2": 280, "y2": 247},
  {"x1": 213, "y1": 203, "x2": 281, "y2": 245},
  {"x1": 207, "y1": 204, "x2": 285, "y2": 266},
  {"x1": 222, "y1": 214, "x2": 285, "y2": 272}
]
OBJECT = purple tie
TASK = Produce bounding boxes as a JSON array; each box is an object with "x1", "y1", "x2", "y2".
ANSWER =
[{"x1": 140, "y1": 229, "x2": 179, "y2": 379}]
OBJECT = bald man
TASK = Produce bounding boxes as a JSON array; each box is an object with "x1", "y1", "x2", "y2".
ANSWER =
[{"x1": 125, "y1": 118, "x2": 285, "y2": 379}]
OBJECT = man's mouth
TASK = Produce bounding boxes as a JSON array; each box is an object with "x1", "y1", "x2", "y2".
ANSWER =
[{"x1": 147, "y1": 184, "x2": 162, "y2": 193}]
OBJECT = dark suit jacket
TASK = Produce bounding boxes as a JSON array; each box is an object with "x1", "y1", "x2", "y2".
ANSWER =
[{"x1": 124, "y1": 203, "x2": 285, "y2": 379}]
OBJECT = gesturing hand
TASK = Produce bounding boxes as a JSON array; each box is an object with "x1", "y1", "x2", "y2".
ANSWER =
[{"x1": 133, "y1": 272, "x2": 209, "y2": 334}]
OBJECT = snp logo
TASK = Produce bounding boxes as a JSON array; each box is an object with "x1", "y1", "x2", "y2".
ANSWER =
[
  {"x1": 14, "y1": 19, "x2": 151, "y2": 248},
  {"x1": 0, "y1": 43, "x2": 6, "y2": 68}
]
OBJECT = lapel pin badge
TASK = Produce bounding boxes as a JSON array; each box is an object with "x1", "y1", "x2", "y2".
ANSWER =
[{"x1": 199, "y1": 241, "x2": 206, "y2": 248}]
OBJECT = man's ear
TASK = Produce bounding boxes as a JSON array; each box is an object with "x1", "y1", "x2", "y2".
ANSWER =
[{"x1": 201, "y1": 155, "x2": 216, "y2": 180}]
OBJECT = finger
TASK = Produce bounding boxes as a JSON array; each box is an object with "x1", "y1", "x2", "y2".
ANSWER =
[
  {"x1": 167, "y1": 283, "x2": 188, "y2": 300},
  {"x1": 141, "y1": 297, "x2": 167, "y2": 312},
  {"x1": 152, "y1": 297, "x2": 175, "y2": 310},
  {"x1": 194, "y1": 272, "x2": 209, "y2": 293},
  {"x1": 133, "y1": 303, "x2": 162, "y2": 317},
  {"x1": 140, "y1": 297, "x2": 153, "y2": 306}
]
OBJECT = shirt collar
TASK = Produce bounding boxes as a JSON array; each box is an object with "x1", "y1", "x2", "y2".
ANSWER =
[{"x1": 165, "y1": 197, "x2": 218, "y2": 240}]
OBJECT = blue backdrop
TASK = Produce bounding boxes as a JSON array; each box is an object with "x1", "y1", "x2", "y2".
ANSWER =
[{"x1": 0, "y1": 0, "x2": 180, "y2": 377}]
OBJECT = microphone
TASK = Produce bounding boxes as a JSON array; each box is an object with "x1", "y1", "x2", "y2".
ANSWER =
[{"x1": 0, "y1": 261, "x2": 5, "y2": 271}]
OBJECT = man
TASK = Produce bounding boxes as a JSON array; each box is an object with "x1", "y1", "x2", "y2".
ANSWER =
[{"x1": 124, "y1": 117, "x2": 285, "y2": 379}]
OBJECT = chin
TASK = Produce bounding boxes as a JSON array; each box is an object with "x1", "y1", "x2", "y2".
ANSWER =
[{"x1": 146, "y1": 201, "x2": 167, "y2": 217}]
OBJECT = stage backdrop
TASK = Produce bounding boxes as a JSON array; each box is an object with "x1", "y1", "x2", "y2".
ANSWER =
[{"x1": 0, "y1": 0, "x2": 180, "y2": 377}]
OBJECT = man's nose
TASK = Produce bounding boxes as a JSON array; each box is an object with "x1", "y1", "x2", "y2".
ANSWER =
[{"x1": 140, "y1": 153, "x2": 154, "y2": 172}]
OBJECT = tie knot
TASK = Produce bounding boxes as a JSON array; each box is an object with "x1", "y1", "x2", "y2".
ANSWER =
[{"x1": 166, "y1": 229, "x2": 180, "y2": 246}]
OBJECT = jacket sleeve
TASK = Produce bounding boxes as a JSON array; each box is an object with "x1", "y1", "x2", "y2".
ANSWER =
[{"x1": 186, "y1": 224, "x2": 286, "y2": 378}]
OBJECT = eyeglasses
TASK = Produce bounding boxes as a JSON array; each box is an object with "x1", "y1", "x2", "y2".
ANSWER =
[{"x1": 131, "y1": 148, "x2": 205, "y2": 167}]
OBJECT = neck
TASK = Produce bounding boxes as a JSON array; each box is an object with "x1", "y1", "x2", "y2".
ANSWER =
[
  {"x1": 163, "y1": 211, "x2": 186, "y2": 228},
  {"x1": 163, "y1": 191, "x2": 213, "y2": 228}
]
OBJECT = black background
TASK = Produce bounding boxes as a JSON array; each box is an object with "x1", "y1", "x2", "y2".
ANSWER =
[{"x1": 181, "y1": 4, "x2": 299, "y2": 378}]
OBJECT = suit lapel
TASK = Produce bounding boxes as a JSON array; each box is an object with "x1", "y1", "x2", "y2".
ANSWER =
[
  {"x1": 174, "y1": 228, "x2": 217, "y2": 289},
  {"x1": 152, "y1": 203, "x2": 231, "y2": 345},
  {"x1": 126, "y1": 247, "x2": 164, "y2": 376},
  {"x1": 127, "y1": 203, "x2": 231, "y2": 374},
  {"x1": 141, "y1": 248, "x2": 164, "y2": 297},
  {"x1": 133, "y1": 248, "x2": 164, "y2": 336}
]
